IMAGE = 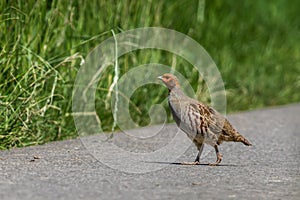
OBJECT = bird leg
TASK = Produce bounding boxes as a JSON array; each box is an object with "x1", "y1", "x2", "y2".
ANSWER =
[
  {"x1": 209, "y1": 145, "x2": 223, "y2": 166},
  {"x1": 181, "y1": 143, "x2": 204, "y2": 165}
]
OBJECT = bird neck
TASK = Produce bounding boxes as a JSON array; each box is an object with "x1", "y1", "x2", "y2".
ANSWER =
[{"x1": 169, "y1": 86, "x2": 186, "y2": 98}]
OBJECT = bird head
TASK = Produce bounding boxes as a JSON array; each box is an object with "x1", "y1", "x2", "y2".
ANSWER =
[{"x1": 158, "y1": 73, "x2": 180, "y2": 90}]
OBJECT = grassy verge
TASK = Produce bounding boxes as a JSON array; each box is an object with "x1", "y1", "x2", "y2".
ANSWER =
[{"x1": 0, "y1": 0, "x2": 299, "y2": 149}]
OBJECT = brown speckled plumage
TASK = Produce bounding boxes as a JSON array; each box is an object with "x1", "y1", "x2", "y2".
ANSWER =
[{"x1": 158, "y1": 73, "x2": 252, "y2": 165}]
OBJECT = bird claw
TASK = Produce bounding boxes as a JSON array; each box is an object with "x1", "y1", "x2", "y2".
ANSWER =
[
  {"x1": 209, "y1": 153, "x2": 222, "y2": 166},
  {"x1": 181, "y1": 161, "x2": 200, "y2": 165}
]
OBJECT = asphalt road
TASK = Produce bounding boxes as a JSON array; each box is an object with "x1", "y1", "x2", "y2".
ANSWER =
[{"x1": 0, "y1": 104, "x2": 299, "y2": 200}]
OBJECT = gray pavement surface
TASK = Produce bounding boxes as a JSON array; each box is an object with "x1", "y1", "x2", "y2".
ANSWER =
[{"x1": 0, "y1": 104, "x2": 299, "y2": 200}]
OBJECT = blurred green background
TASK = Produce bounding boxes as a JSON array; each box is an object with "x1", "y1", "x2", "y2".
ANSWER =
[{"x1": 0, "y1": 0, "x2": 299, "y2": 149}]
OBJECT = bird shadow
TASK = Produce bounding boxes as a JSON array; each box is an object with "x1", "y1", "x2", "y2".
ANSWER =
[{"x1": 144, "y1": 161, "x2": 242, "y2": 167}]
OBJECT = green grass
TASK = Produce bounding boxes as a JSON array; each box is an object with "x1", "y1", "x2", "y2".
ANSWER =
[{"x1": 0, "y1": 0, "x2": 299, "y2": 149}]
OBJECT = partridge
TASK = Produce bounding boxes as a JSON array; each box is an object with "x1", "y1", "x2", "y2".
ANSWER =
[{"x1": 158, "y1": 73, "x2": 252, "y2": 166}]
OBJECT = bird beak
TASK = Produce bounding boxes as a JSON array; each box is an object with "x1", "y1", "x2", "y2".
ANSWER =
[{"x1": 157, "y1": 76, "x2": 163, "y2": 80}]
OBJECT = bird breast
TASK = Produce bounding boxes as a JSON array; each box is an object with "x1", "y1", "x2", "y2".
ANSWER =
[{"x1": 168, "y1": 96, "x2": 198, "y2": 139}]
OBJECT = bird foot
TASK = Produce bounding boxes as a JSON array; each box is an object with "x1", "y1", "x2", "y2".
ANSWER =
[
  {"x1": 209, "y1": 153, "x2": 223, "y2": 166},
  {"x1": 181, "y1": 161, "x2": 200, "y2": 165}
]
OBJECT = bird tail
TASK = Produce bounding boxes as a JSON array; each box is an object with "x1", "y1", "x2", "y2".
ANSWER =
[{"x1": 240, "y1": 137, "x2": 252, "y2": 146}]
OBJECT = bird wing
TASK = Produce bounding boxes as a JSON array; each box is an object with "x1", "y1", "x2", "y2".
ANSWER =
[{"x1": 182, "y1": 102, "x2": 226, "y2": 143}]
